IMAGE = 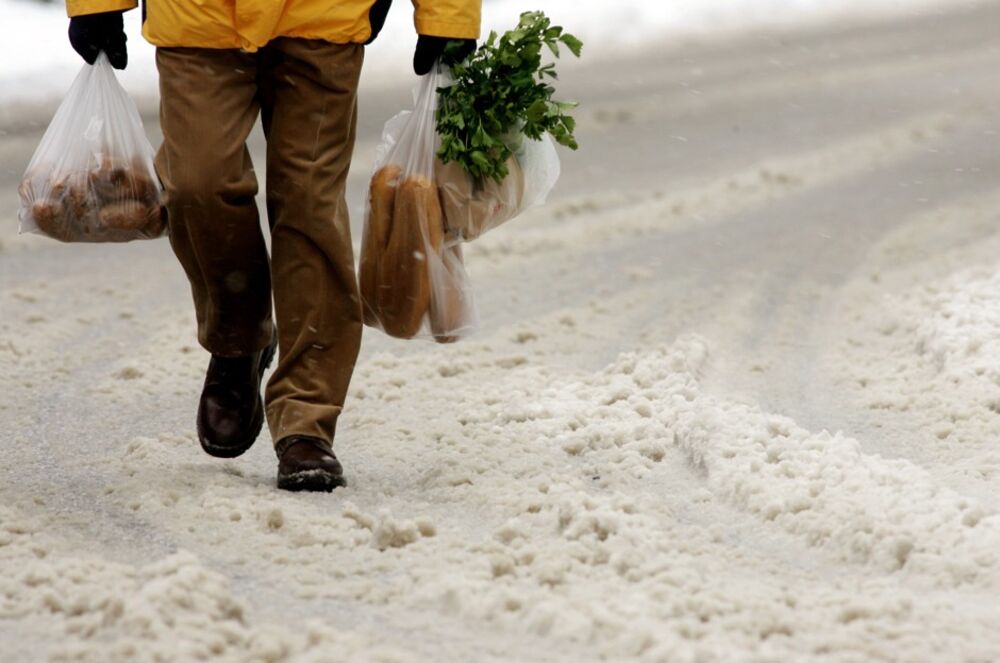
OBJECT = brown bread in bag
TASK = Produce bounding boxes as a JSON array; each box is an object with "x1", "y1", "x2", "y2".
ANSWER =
[
  {"x1": 89, "y1": 157, "x2": 159, "y2": 203},
  {"x1": 31, "y1": 199, "x2": 75, "y2": 242},
  {"x1": 143, "y1": 203, "x2": 166, "y2": 237},
  {"x1": 359, "y1": 164, "x2": 401, "y2": 327},
  {"x1": 436, "y1": 155, "x2": 525, "y2": 241},
  {"x1": 428, "y1": 244, "x2": 468, "y2": 344},
  {"x1": 375, "y1": 175, "x2": 444, "y2": 339},
  {"x1": 99, "y1": 200, "x2": 153, "y2": 230},
  {"x1": 19, "y1": 156, "x2": 163, "y2": 242},
  {"x1": 61, "y1": 174, "x2": 93, "y2": 223}
]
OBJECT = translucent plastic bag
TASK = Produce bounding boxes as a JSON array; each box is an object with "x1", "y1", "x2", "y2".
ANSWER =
[
  {"x1": 360, "y1": 67, "x2": 560, "y2": 343},
  {"x1": 436, "y1": 125, "x2": 560, "y2": 242},
  {"x1": 17, "y1": 54, "x2": 164, "y2": 243}
]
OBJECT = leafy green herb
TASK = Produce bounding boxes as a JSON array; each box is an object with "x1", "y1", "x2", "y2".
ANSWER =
[{"x1": 436, "y1": 11, "x2": 582, "y2": 183}]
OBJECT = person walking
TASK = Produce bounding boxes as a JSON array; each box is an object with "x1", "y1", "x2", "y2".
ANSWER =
[{"x1": 66, "y1": 0, "x2": 480, "y2": 491}]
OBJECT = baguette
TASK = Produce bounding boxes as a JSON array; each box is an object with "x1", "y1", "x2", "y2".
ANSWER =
[
  {"x1": 375, "y1": 175, "x2": 443, "y2": 338},
  {"x1": 360, "y1": 164, "x2": 401, "y2": 327}
]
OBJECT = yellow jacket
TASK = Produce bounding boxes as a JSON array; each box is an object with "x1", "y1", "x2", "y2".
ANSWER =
[{"x1": 66, "y1": 0, "x2": 481, "y2": 52}]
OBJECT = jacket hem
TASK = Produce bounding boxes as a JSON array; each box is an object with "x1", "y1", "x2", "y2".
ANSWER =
[
  {"x1": 143, "y1": 33, "x2": 369, "y2": 50},
  {"x1": 66, "y1": 0, "x2": 137, "y2": 18},
  {"x1": 414, "y1": 17, "x2": 480, "y2": 40}
]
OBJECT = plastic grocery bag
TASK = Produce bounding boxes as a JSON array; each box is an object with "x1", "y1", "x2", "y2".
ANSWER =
[
  {"x1": 17, "y1": 54, "x2": 164, "y2": 242},
  {"x1": 359, "y1": 67, "x2": 560, "y2": 343},
  {"x1": 436, "y1": 125, "x2": 560, "y2": 242}
]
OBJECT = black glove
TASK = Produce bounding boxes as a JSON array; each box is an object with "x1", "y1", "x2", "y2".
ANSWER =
[
  {"x1": 69, "y1": 11, "x2": 128, "y2": 70},
  {"x1": 413, "y1": 36, "x2": 475, "y2": 75}
]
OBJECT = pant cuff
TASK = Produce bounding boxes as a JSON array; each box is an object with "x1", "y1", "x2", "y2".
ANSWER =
[{"x1": 266, "y1": 399, "x2": 342, "y2": 446}]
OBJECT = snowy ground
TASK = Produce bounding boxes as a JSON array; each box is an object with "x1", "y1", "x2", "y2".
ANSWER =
[{"x1": 3, "y1": 1, "x2": 1000, "y2": 661}]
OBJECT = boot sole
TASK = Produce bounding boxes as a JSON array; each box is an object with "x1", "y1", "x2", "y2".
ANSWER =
[
  {"x1": 277, "y1": 469, "x2": 348, "y2": 492},
  {"x1": 199, "y1": 340, "x2": 277, "y2": 459}
]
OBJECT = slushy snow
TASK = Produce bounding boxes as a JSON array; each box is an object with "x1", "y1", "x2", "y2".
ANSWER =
[
  {"x1": 3, "y1": 327, "x2": 999, "y2": 659},
  {"x1": 2, "y1": 2, "x2": 1000, "y2": 660}
]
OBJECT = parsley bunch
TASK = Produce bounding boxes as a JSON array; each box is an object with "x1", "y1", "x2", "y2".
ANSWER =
[{"x1": 436, "y1": 11, "x2": 582, "y2": 183}]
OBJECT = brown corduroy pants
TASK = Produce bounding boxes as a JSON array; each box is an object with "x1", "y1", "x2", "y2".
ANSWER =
[{"x1": 155, "y1": 39, "x2": 364, "y2": 445}]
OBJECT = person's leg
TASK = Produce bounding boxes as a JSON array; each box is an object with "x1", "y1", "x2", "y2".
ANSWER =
[
  {"x1": 257, "y1": 39, "x2": 364, "y2": 454},
  {"x1": 155, "y1": 48, "x2": 273, "y2": 357},
  {"x1": 156, "y1": 48, "x2": 276, "y2": 458}
]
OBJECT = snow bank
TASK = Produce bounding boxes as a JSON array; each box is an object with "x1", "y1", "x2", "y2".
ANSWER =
[
  {"x1": 915, "y1": 268, "x2": 1000, "y2": 388},
  {"x1": 0, "y1": 0, "x2": 980, "y2": 109},
  {"x1": 830, "y1": 188, "x2": 1000, "y2": 496}
]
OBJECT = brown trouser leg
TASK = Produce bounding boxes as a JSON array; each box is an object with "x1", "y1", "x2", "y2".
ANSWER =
[{"x1": 156, "y1": 40, "x2": 364, "y2": 445}]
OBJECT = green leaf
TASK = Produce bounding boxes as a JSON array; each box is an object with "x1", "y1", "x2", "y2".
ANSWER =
[
  {"x1": 559, "y1": 33, "x2": 583, "y2": 57},
  {"x1": 432, "y1": 10, "x2": 582, "y2": 184}
]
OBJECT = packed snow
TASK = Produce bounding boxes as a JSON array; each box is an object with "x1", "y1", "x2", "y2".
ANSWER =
[
  {"x1": 3, "y1": 1, "x2": 1000, "y2": 660},
  {"x1": 3, "y1": 327, "x2": 999, "y2": 658}
]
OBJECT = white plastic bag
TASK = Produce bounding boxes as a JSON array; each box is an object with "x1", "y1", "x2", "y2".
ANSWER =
[
  {"x1": 359, "y1": 67, "x2": 561, "y2": 343},
  {"x1": 436, "y1": 123, "x2": 560, "y2": 242},
  {"x1": 17, "y1": 54, "x2": 164, "y2": 243}
]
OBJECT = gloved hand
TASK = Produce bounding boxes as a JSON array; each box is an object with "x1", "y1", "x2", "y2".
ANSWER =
[
  {"x1": 413, "y1": 36, "x2": 476, "y2": 75},
  {"x1": 69, "y1": 11, "x2": 128, "y2": 70}
]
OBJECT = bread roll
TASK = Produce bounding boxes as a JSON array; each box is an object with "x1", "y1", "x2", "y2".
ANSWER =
[
  {"x1": 88, "y1": 158, "x2": 159, "y2": 204},
  {"x1": 99, "y1": 201, "x2": 149, "y2": 230},
  {"x1": 142, "y1": 203, "x2": 166, "y2": 237},
  {"x1": 19, "y1": 157, "x2": 163, "y2": 242},
  {"x1": 88, "y1": 159, "x2": 130, "y2": 201},
  {"x1": 49, "y1": 172, "x2": 93, "y2": 232},
  {"x1": 32, "y1": 199, "x2": 75, "y2": 242},
  {"x1": 131, "y1": 157, "x2": 162, "y2": 202},
  {"x1": 375, "y1": 175, "x2": 443, "y2": 339}
]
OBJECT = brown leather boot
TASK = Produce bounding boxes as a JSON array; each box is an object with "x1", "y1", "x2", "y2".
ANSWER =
[
  {"x1": 197, "y1": 339, "x2": 277, "y2": 458},
  {"x1": 276, "y1": 436, "x2": 347, "y2": 492}
]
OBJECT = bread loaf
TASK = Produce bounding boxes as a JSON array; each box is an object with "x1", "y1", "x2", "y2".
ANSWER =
[
  {"x1": 360, "y1": 165, "x2": 401, "y2": 327},
  {"x1": 375, "y1": 175, "x2": 444, "y2": 338}
]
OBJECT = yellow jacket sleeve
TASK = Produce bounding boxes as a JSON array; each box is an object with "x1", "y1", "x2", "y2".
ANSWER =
[
  {"x1": 66, "y1": 0, "x2": 137, "y2": 18},
  {"x1": 412, "y1": 0, "x2": 481, "y2": 39}
]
